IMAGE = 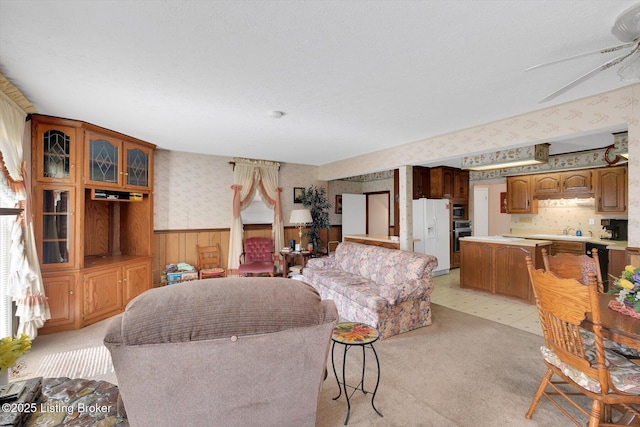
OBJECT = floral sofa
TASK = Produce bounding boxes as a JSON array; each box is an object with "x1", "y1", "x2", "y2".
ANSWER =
[{"x1": 302, "y1": 241, "x2": 438, "y2": 339}]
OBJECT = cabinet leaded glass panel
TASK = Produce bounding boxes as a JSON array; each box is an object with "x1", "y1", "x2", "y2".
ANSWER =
[
  {"x1": 89, "y1": 139, "x2": 119, "y2": 183},
  {"x1": 126, "y1": 148, "x2": 149, "y2": 187},
  {"x1": 43, "y1": 130, "x2": 71, "y2": 179}
]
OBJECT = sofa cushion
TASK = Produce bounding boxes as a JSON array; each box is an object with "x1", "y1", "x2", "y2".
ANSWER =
[
  {"x1": 303, "y1": 268, "x2": 388, "y2": 312},
  {"x1": 333, "y1": 242, "x2": 435, "y2": 285},
  {"x1": 111, "y1": 277, "x2": 336, "y2": 346}
]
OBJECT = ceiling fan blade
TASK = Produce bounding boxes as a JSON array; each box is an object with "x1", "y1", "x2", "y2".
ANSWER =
[
  {"x1": 525, "y1": 42, "x2": 635, "y2": 71},
  {"x1": 539, "y1": 47, "x2": 639, "y2": 102}
]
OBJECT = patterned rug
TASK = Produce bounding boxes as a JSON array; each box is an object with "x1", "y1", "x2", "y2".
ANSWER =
[{"x1": 34, "y1": 346, "x2": 114, "y2": 379}]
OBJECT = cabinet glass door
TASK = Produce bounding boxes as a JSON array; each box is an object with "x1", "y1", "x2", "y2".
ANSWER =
[
  {"x1": 41, "y1": 189, "x2": 73, "y2": 265},
  {"x1": 88, "y1": 137, "x2": 120, "y2": 186},
  {"x1": 126, "y1": 147, "x2": 149, "y2": 188},
  {"x1": 43, "y1": 129, "x2": 71, "y2": 179}
]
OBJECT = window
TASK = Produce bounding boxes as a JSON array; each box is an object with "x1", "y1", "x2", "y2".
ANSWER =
[
  {"x1": 240, "y1": 191, "x2": 273, "y2": 224},
  {"x1": 0, "y1": 173, "x2": 17, "y2": 337}
]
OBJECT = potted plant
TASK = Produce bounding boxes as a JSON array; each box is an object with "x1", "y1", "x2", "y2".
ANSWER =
[{"x1": 300, "y1": 186, "x2": 331, "y2": 255}]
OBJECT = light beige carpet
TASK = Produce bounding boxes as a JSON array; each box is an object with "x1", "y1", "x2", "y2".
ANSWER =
[
  {"x1": 17, "y1": 304, "x2": 585, "y2": 426},
  {"x1": 34, "y1": 346, "x2": 113, "y2": 379},
  {"x1": 315, "y1": 303, "x2": 586, "y2": 427}
]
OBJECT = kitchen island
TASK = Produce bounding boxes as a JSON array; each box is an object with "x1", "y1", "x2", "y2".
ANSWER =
[{"x1": 459, "y1": 236, "x2": 551, "y2": 303}]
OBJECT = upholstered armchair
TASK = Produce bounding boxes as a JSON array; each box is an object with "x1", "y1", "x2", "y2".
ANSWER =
[
  {"x1": 104, "y1": 277, "x2": 338, "y2": 427},
  {"x1": 238, "y1": 237, "x2": 275, "y2": 276}
]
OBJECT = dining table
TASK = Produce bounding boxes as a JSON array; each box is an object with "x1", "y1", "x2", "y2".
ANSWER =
[
  {"x1": 583, "y1": 293, "x2": 640, "y2": 351},
  {"x1": 582, "y1": 293, "x2": 640, "y2": 426}
]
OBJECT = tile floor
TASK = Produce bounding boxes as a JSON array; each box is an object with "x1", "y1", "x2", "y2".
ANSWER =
[{"x1": 431, "y1": 268, "x2": 542, "y2": 336}]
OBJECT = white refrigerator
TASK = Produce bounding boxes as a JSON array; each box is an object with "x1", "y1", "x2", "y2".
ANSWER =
[{"x1": 412, "y1": 198, "x2": 450, "y2": 276}]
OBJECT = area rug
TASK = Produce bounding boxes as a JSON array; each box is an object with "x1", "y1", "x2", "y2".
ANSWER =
[{"x1": 34, "y1": 346, "x2": 114, "y2": 379}]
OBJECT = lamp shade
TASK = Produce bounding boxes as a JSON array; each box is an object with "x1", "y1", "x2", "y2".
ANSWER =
[{"x1": 289, "y1": 209, "x2": 312, "y2": 224}]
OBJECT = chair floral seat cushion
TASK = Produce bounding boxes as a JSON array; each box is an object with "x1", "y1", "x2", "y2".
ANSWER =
[
  {"x1": 540, "y1": 345, "x2": 640, "y2": 394},
  {"x1": 201, "y1": 268, "x2": 225, "y2": 276}
]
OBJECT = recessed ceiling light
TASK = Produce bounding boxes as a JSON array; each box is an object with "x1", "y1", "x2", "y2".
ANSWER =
[{"x1": 268, "y1": 111, "x2": 285, "y2": 119}]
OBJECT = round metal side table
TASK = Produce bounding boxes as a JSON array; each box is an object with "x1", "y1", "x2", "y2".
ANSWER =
[{"x1": 331, "y1": 321, "x2": 383, "y2": 425}]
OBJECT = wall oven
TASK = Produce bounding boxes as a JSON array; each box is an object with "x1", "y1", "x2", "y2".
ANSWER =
[{"x1": 453, "y1": 220, "x2": 472, "y2": 252}]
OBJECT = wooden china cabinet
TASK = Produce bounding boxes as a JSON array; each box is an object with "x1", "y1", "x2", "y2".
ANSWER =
[{"x1": 30, "y1": 115, "x2": 155, "y2": 334}]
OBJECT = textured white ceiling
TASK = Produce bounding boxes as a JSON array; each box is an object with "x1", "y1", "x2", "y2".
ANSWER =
[{"x1": 0, "y1": 0, "x2": 636, "y2": 166}]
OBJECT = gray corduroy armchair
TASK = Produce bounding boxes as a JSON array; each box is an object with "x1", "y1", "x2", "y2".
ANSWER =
[{"x1": 104, "y1": 277, "x2": 338, "y2": 427}]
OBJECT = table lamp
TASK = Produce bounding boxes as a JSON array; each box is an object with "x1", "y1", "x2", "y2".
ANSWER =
[{"x1": 289, "y1": 209, "x2": 313, "y2": 250}]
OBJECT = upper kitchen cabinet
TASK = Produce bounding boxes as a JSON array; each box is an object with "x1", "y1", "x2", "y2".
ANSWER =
[
  {"x1": 429, "y1": 167, "x2": 469, "y2": 201},
  {"x1": 595, "y1": 165, "x2": 627, "y2": 214},
  {"x1": 533, "y1": 170, "x2": 593, "y2": 199},
  {"x1": 85, "y1": 132, "x2": 153, "y2": 190},
  {"x1": 506, "y1": 175, "x2": 538, "y2": 214},
  {"x1": 413, "y1": 166, "x2": 430, "y2": 199}
]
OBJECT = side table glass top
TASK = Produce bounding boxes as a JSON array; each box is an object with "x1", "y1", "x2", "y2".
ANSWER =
[{"x1": 332, "y1": 322, "x2": 379, "y2": 345}]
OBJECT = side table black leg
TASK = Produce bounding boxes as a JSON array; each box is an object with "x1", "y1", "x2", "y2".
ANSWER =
[
  {"x1": 342, "y1": 344, "x2": 351, "y2": 425},
  {"x1": 360, "y1": 345, "x2": 367, "y2": 395},
  {"x1": 331, "y1": 341, "x2": 342, "y2": 400},
  {"x1": 369, "y1": 343, "x2": 383, "y2": 418}
]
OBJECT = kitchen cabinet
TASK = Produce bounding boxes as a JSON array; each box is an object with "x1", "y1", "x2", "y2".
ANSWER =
[
  {"x1": 460, "y1": 238, "x2": 549, "y2": 303},
  {"x1": 595, "y1": 166, "x2": 627, "y2": 214},
  {"x1": 506, "y1": 176, "x2": 538, "y2": 214},
  {"x1": 609, "y1": 249, "x2": 627, "y2": 278},
  {"x1": 428, "y1": 166, "x2": 469, "y2": 203},
  {"x1": 413, "y1": 166, "x2": 430, "y2": 199},
  {"x1": 429, "y1": 167, "x2": 468, "y2": 201},
  {"x1": 31, "y1": 115, "x2": 155, "y2": 334},
  {"x1": 532, "y1": 170, "x2": 593, "y2": 199}
]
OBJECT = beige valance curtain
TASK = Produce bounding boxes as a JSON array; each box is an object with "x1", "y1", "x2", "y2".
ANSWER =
[
  {"x1": 228, "y1": 158, "x2": 284, "y2": 274},
  {"x1": 0, "y1": 88, "x2": 50, "y2": 338}
]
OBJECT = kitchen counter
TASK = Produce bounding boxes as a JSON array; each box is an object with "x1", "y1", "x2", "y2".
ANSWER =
[
  {"x1": 461, "y1": 236, "x2": 551, "y2": 247},
  {"x1": 504, "y1": 233, "x2": 627, "y2": 251},
  {"x1": 343, "y1": 234, "x2": 400, "y2": 250}
]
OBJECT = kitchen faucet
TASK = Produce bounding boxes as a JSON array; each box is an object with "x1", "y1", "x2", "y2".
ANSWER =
[{"x1": 563, "y1": 226, "x2": 575, "y2": 235}]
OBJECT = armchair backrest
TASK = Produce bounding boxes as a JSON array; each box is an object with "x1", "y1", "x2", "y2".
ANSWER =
[
  {"x1": 242, "y1": 237, "x2": 274, "y2": 263},
  {"x1": 104, "y1": 277, "x2": 338, "y2": 427}
]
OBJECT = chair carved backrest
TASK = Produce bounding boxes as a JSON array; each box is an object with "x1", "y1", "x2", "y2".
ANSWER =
[
  {"x1": 525, "y1": 256, "x2": 609, "y2": 391},
  {"x1": 241, "y1": 237, "x2": 274, "y2": 263},
  {"x1": 541, "y1": 247, "x2": 604, "y2": 293},
  {"x1": 198, "y1": 244, "x2": 223, "y2": 270}
]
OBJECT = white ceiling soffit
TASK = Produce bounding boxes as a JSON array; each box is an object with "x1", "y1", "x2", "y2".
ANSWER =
[{"x1": 0, "y1": 0, "x2": 637, "y2": 166}]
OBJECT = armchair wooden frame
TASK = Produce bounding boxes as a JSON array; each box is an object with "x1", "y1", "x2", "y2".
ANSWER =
[{"x1": 525, "y1": 256, "x2": 640, "y2": 427}]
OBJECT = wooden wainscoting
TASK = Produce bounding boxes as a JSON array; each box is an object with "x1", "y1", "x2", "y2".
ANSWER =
[{"x1": 153, "y1": 225, "x2": 343, "y2": 285}]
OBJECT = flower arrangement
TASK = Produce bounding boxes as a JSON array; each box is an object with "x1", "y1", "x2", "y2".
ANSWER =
[
  {"x1": 0, "y1": 334, "x2": 31, "y2": 373},
  {"x1": 608, "y1": 265, "x2": 640, "y2": 312}
]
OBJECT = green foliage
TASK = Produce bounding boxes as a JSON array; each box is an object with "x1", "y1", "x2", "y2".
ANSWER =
[{"x1": 300, "y1": 185, "x2": 331, "y2": 252}]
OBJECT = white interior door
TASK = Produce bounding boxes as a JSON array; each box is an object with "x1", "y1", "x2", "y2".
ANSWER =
[
  {"x1": 473, "y1": 187, "x2": 489, "y2": 236},
  {"x1": 342, "y1": 193, "x2": 366, "y2": 237}
]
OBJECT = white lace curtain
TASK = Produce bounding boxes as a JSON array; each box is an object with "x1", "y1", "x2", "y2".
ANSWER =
[
  {"x1": 228, "y1": 158, "x2": 284, "y2": 274},
  {"x1": 0, "y1": 92, "x2": 50, "y2": 337}
]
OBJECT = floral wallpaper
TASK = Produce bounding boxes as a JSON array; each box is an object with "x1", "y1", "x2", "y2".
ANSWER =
[{"x1": 318, "y1": 84, "x2": 640, "y2": 247}]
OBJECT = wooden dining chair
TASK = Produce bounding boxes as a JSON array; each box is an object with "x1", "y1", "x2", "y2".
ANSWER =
[
  {"x1": 541, "y1": 247, "x2": 604, "y2": 293},
  {"x1": 525, "y1": 256, "x2": 640, "y2": 426},
  {"x1": 197, "y1": 244, "x2": 226, "y2": 279}
]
